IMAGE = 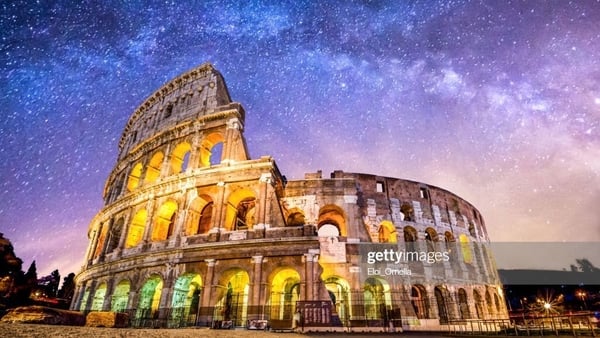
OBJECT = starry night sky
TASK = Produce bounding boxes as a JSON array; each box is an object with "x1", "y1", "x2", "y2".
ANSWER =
[{"x1": 1, "y1": 1, "x2": 599, "y2": 277}]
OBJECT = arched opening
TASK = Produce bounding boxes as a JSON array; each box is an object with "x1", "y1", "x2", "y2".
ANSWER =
[
  {"x1": 171, "y1": 142, "x2": 192, "y2": 174},
  {"x1": 474, "y1": 289, "x2": 485, "y2": 319},
  {"x1": 411, "y1": 285, "x2": 429, "y2": 319},
  {"x1": 485, "y1": 289, "x2": 494, "y2": 318},
  {"x1": 106, "y1": 217, "x2": 124, "y2": 253},
  {"x1": 459, "y1": 234, "x2": 473, "y2": 264},
  {"x1": 111, "y1": 280, "x2": 130, "y2": 312},
  {"x1": 79, "y1": 288, "x2": 89, "y2": 311},
  {"x1": 145, "y1": 151, "x2": 164, "y2": 183},
  {"x1": 318, "y1": 205, "x2": 347, "y2": 237},
  {"x1": 286, "y1": 207, "x2": 306, "y2": 227},
  {"x1": 493, "y1": 293, "x2": 501, "y2": 314},
  {"x1": 127, "y1": 162, "x2": 143, "y2": 191},
  {"x1": 403, "y1": 226, "x2": 417, "y2": 252},
  {"x1": 378, "y1": 221, "x2": 397, "y2": 243},
  {"x1": 324, "y1": 276, "x2": 351, "y2": 324},
  {"x1": 214, "y1": 269, "x2": 250, "y2": 327},
  {"x1": 458, "y1": 288, "x2": 470, "y2": 319},
  {"x1": 269, "y1": 268, "x2": 301, "y2": 321},
  {"x1": 400, "y1": 202, "x2": 414, "y2": 221},
  {"x1": 200, "y1": 133, "x2": 224, "y2": 167},
  {"x1": 186, "y1": 195, "x2": 214, "y2": 235},
  {"x1": 468, "y1": 221, "x2": 477, "y2": 237},
  {"x1": 170, "y1": 274, "x2": 203, "y2": 326},
  {"x1": 91, "y1": 282, "x2": 107, "y2": 311},
  {"x1": 93, "y1": 223, "x2": 109, "y2": 260},
  {"x1": 137, "y1": 275, "x2": 163, "y2": 321},
  {"x1": 125, "y1": 209, "x2": 147, "y2": 248},
  {"x1": 363, "y1": 277, "x2": 391, "y2": 321},
  {"x1": 434, "y1": 286, "x2": 450, "y2": 323},
  {"x1": 425, "y1": 227, "x2": 438, "y2": 252},
  {"x1": 152, "y1": 200, "x2": 178, "y2": 241},
  {"x1": 224, "y1": 188, "x2": 256, "y2": 231}
]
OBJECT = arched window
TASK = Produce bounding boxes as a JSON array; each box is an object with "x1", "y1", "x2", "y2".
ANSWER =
[
  {"x1": 425, "y1": 227, "x2": 438, "y2": 252},
  {"x1": 214, "y1": 269, "x2": 249, "y2": 327},
  {"x1": 400, "y1": 203, "x2": 414, "y2": 222},
  {"x1": 286, "y1": 207, "x2": 306, "y2": 227},
  {"x1": 171, "y1": 274, "x2": 203, "y2": 325},
  {"x1": 91, "y1": 282, "x2": 107, "y2": 311},
  {"x1": 458, "y1": 288, "x2": 470, "y2": 319},
  {"x1": 200, "y1": 133, "x2": 224, "y2": 167},
  {"x1": 127, "y1": 162, "x2": 143, "y2": 191},
  {"x1": 125, "y1": 209, "x2": 147, "y2": 248},
  {"x1": 318, "y1": 205, "x2": 347, "y2": 237},
  {"x1": 152, "y1": 200, "x2": 178, "y2": 241},
  {"x1": 235, "y1": 197, "x2": 256, "y2": 230},
  {"x1": 411, "y1": 285, "x2": 429, "y2": 319},
  {"x1": 137, "y1": 275, "x2": 163, "y2": 320},
  {"x1": 106, "y1": 217, "x2": 124, "y2": 253},
  {"x1": 378, "y1": 221, "x2": 397, "y2": 243},
  {"x1": 111, "y1": 280, "x2": 130, "y2": 312},
  {"x1": 171, "y1": 142, "x2": 192, "y2": 174},
  {"x1": 145, "y1": 151, "x2": 164, "y2": 183},
  {"x1": 186, "y1": 195, "x2": 214, "y2": 235},
  {"x1": 269, "y1": 268, "x2": 301, "y2": 320},
  {"x1": 403, "y1": 226, "x2": 417, "y2": 252}
]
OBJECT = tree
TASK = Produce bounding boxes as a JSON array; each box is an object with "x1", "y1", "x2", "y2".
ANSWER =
[
  {"x1": 576, "y1": 259, "x2": 600, "y2": 273},
  {"x1": 57, "y1": 272, "x2": 75, "y2": 302}
]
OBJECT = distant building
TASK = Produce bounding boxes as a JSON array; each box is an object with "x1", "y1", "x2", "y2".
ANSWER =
[{"x1": 72, "y1": 63, "x2": 508, "y2": 331}]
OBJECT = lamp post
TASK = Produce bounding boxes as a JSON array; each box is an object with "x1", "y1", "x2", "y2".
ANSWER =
[{"x1": 576, "y1": 291, "x2": 588, "y2": 311}]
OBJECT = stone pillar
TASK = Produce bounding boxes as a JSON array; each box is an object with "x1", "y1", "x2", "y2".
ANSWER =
[
  {"x1": 71, "y1": 282, "x2": 85, "y2": 310},
  {"x1": 248, "y1": 255, "x2": 263, "y2": 321},
  {"x1": 102, "y1": 279, "x2": 115, "y2": 311},
  {"x1": 85, "y1": 227, "x2": 100, "y2": 265},
  {"x1": 160, "y1": 143, "x2": 173, "y2": 177},
  {"x1": 142, "y1": 199, "x2": 156, "y2": 244},
  {"x1": 116, "y1": 211, "x2": 132, "y2": 256},
  {"x1": 304, "y1": 252, "x2": 316, "y2": 300},
  {"x1": 198, "y1": 259, "x2": 216, "y2": 326},
  {"x1": 83, "y1": 280, "x2": 97, "y2": 312},
  {"x1": 213, "y1": 181, "x2": 227, "y2": 233}
]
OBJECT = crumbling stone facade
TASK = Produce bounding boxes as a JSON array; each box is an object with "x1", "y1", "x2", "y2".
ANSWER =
[{"x1": 72, "y1": 63, "x2": 508, "y2": 331}]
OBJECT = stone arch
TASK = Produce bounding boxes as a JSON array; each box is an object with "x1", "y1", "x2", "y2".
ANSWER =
[
  {"x1": 444, "y1": 231, "x2": 455, "y2": 242},
  {"x1": 286, "y1": 207, "x2": 306, "y2": 227},
  {"x1": 269, "y1": 268, "x2": 301, "y2": 320},
  {"x1": 111, "y1": 279, "x2": 131, "y2": 312},
  {"x1": 225, "y1": 188, "x2": 257, "y2": 231},
  {"x1": 458, "y1": 288, "x2": 470, "y2": 319},
  {"x1": 493, "y1": 292, "x2": 501, "y2": 314},
  {"x1": 214, "y1": 268, "x2": 250, "y2": 327},
  {"x1": 170, "y1": 141, "x2": 192, "y2": 174},
  {"x1": 145, "y1": 151, "x2": 164, "y2": 183},
  {"x1": 200, "y1": 132, "x2": 224, "y2": 167},
  {"x1": 92, "y1": 223, "x2": 109, "y2": 260},
  {"x1": 363, "y1": 277, "x2": 391, "y2": 320},
  {"x1": 403, "y1": 226, "x2": 417, "y2": 251},
  {"x1": 411, "y1": 284, "x2": 429, "y2": 319},
  {"x1": 318, "y1": 204, "x2": 347, "y2": 237},
  {"x1": 425, "y1": 227, "x2": 439, "y2": 252},
  {"x1": 485, "y1": 289, "x2": 494, "y2": 318},
  {"x1": 136, "y1": 275, "x2": 164, "y2": 320},
  {"x1": 323, "y1": 275, "x2": 351, "y2": 323},
  {"x1": 434, "y1": 286, "x2": 451, "y2": 323},
  {"x1": 400, "y1": 202, "x2": 414, "y2": 221},
  {"x1": 186, "y1": 194, "x2": 214, "y2": 235},
  {"x1": 170, "y1": 273, "x2": 203, "y2": 325},
  {"x1": 378, "y1": 220, "x2": 397, "y2": 243},
  {"x1": 106, "y1": 217, "x2": 124, "y2": 253},
  {"x1": 91, "y1": 282, "x2": 107, "y2": 311},
  {"x1": 127, "y1": 162, "x2": 143, "y2": 191},
  {"x1": 474, "y1": 289, "x2": 485, "y2": 319},
  {"x1": 151, "y1": 199, "x2": 178, "y2": 241},
  {"x1": 459, "y1": 234, "x2": 473, "y2": 264},
  {"x1": 125, "y1": 209, "x2": 147, "y2": 248}
]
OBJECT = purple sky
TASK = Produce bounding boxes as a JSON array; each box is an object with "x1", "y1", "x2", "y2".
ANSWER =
[{"x1": 1, "y1": 1, "x2": 599, "y2": 277}]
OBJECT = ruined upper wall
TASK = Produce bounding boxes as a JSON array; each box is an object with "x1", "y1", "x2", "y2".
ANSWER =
[{"x1": 118, "y1": 63, "x2": 238, "y2": 158}]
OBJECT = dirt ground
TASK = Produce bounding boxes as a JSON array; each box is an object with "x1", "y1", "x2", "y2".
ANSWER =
[{"x1": 0, "y1": 323, "x2": 308, "y2": 338}]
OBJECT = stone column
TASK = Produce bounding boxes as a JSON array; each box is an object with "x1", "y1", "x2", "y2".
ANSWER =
[
  {"x1": 198, "y1": 259, "x2": 216, "y2": 326},
  {"x1": 83, "y1": 280, "x2": 97, "y2": 312},
  {"x1": 248, "y1": 255, "x2": 263, "y2": 321},
  {"x1": 142, "y1": 199, "x2": 156, "y2": 244},
  {"x1": 304, "y1": 252, "x2": 316, "y2": 300},
  {"x1": 116, "y1": 211, "x2": 132, "y2": 256},
  {"x1": 102, "y1": 279, "x2": 115, "y2": 311}
]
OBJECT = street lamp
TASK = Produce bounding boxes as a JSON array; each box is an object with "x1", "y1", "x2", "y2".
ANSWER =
[{"x1": 576, "y1": 291, "x2": 588, "y2": 311}]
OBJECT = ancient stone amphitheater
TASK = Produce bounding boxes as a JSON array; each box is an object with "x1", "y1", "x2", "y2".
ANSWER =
[{"x1": 72, "y1": 63, "x2": 508, "y2": 331}]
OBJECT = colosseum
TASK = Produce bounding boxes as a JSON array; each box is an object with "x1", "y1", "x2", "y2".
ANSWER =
[{"x1": 72, "y1": 62, "x2": 508, "y2": 332}]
